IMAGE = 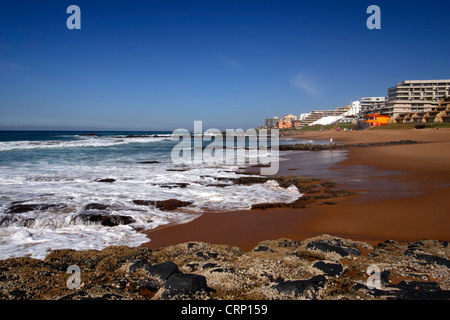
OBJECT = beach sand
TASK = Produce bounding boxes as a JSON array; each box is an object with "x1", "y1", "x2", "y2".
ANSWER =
[{"x1": 142, "y1": 128, "x2": 450, "y2": 251}]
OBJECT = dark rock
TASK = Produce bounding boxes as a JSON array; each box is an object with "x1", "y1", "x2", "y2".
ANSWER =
[
  {"x1": 8, "y1": 289, "x2": 32, "y2": 300},
  {"x1": 381, "y1": 270, "x2": 391, "y2": 285},
  {"x1": 394, "y1": 290, "x2": 450, "y2": 300},
  {"x1": 161, "y1": 273, "x2": 209, "y2": 299},
  {"x1": 324, "y1": 190, "x2": 358, "y2": 198},
  {"x1": 95, "y1": 178, "x2": 116, "y2": 183},
  {"x1": 128, "y1": 258, "x2": 152, "y2": 273},
  {"x1": 403, "y1": 249, "x2": 450, "y2": 268},
  {"x1": 211, "y1": 267, "x2": 235, "y2": 274},
  {"x1": 395, "y1": 280, "x2": 441, "y2": 292},
  {"x1": 125, "y1": 135, "x2": 151, "y2": 138},
  {"x1": 129, "y1": 279, "x2": 159, "y2": 294},
  {"x1": 306, "y1": 239, "x2": 361, "y2": 257},
  {"x1": 253, "y1": 245, "x2": 274, "y2": 252},
  {"x1": 154, "y1": 199, "x2": 193, "y2": 211},
  {"x1": 138, "y1": 161, "x2": 160, "y2": 164},
  {"x1": 145, "y1": 261, "x2": 179, "y2": 280},
  {"x1": 84, "y1": 203, "x2": 110, "y2": 211},
  {"x1": 0, "y1": 215, "x2": 35, "y2": 227},
  {"x1": 195, "y1": 251, "x2": 218, "y2": 260},
  {"x1": 100, "y1": 293, "x2": 123, "y2": 300},
  {"x1": 392, "y1": 281, "x2": 450, "y2": 300},
  {"x1": 79, "y1": 133, "x2": 99, "y2": 136},
  {"x1": 313, "y1": 261, "x2": 343, "y2": 277},
  {"x1": 184, "y1": 263, "x2": 199, "y2": 271},
  {"x1": 6, "y1": 203, "x2": 65, "y2": 214},
  {"x1": 320, "y1": 181, "x2": 336, "y2": 188},
  {"x1": 75, "y1": 213, "x2": 135, "y2": 227},
  {"x1": 132, "y1": 200, "x2": 153, "y2": 206},
  {"x1": 273, "y1": 275, "x2": 327, "y2": 298},
  {"x1": 159, "y1": 183, "x2": 189, "y2": 189},
  {"x1": 202, "y1": 263, "x2": 219, "y2": 269}
]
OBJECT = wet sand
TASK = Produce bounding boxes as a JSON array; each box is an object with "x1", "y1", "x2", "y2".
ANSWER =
[{"x1": 142, "y1": 128, "x2": 450, "y2": 251}]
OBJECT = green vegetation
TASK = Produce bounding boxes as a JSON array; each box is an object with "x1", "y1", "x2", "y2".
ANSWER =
[
  {"x1": 370, "y1": 123, "x2": 450, "y2": 130},
  {"x1": 429, "y1": 122, "x2": 450, "y2": 128},
  {"x1": 369, "y1": 123, "x2": 417, "y2": 130},
  {"x1": 279, "y1": 123, "x2": 357, "y2": 133}
]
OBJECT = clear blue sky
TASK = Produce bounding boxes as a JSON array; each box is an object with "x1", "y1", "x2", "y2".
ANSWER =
[{"x1": 1, "y1": 0, "x2": 449, "y2": 130}]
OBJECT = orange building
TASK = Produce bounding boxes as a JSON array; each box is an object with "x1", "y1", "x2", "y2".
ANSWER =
[
  {"x1": 364, "y1": 113, "x2": 390, "y2": 127},
  {"x1": 291, "y1": 120, "x2": 301, "y2": 128},
  {"x1": 276, "y1": 121, "x2": 292, "y2": 129}
]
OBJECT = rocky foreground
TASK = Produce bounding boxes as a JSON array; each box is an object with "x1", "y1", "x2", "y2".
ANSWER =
[{"x1": 0, "y1": 234, "x2": 449, "y2": 300}]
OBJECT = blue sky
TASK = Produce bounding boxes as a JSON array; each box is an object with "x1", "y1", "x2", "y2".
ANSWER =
[{"x1": 1, "y1": 0, "x2": 449, "y2": 130}]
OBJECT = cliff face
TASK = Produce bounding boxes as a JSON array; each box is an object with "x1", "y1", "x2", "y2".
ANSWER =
[{"x1": 0, "y1": 234, "x2": 449, "y2": 300}]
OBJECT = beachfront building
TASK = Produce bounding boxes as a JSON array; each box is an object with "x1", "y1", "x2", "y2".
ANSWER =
[
  {"x1": 265, "y1": 117, "x2": 279, "y2": 128},
  {"x1": 281, "y1": 114, "x2": 297, "y2": 122},
  {"x1": 364, "y1": 113, "x2": 390, "y2": 127},
  {"x1": 298, "y1": 110, "x2": 335, "y2": 126},
  {"x1": 298, "y1": 112, "x2": 310, "y2": 121},
  {"x1": 291, "y1": 120, "x2": 301, "y2": 128},
  {"x1": 333, "y1": 105, "x2": 350, "y2": 116},
  {"x1": 392, "y1": 97, "x2": 450, "y2": 124},
  {"x1": 359, "y1": 97, "x2": 387, "y2": 116},
  {"x1": 383, "y1": 80, "x2": 450, "y2": 118},
  {"x1": 276, "y1": 120, "x2": 292, "y2": 129},
  {"x1": 349, "y1": 101, "x2": 361, "y2": 116}
]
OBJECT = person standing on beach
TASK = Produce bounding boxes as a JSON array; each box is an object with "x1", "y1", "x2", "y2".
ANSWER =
[{"x1": 329, "y1": 137, "x2": 333, "y2": 146}]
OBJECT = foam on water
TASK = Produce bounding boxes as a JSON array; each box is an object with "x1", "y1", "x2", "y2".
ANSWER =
[
  {"x1": 0, "y1": 133, "x2": 302, "y2": 259},
  {"x1": 0, "y1": 134, "x2": 171, "y2": 151}
]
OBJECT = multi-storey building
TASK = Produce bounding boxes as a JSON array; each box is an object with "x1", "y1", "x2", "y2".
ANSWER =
[
  {"x1": 264, "y1": 117, "x2": 279, "y2": 128},
  {"x1": 281, "y1": 114, "x2": 297, "y2": 122},
  {"x1": 298, "y1": 110, "x2": 335, "y2": 126},
  {"x1": 383, "y1": 80, "x2": 450, "y2": 117},
  {"x1": 359, "y1": 97, "x2": 386, "y2": 116}
]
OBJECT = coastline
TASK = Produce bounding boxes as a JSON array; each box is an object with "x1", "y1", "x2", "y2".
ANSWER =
[
  {"x1": 1, "y1": 127, "x2": 449, "y2": 301},
  {"x1": 142, "y1": 128, "x2": 450, "y2": 251}
]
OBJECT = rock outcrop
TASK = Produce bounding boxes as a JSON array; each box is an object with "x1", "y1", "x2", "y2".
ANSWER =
[{"x1": 0, "y1": 235, "x2": 449, "y2": 300}]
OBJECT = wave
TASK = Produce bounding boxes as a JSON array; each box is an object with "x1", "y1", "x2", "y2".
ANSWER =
[
  {"x1": 0, "y1": 135, "x2": 172, "y2": 151},
  {"x1": 0, "y1": 158, "x2": 302, "y2": 259}
]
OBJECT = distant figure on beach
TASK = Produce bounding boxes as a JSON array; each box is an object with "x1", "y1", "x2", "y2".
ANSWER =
[{"x1": 329, "y1": 137, "x2": 333, "y2": 146}]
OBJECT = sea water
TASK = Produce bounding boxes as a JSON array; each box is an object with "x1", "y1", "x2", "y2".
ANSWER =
[{"x1": 0, "y1": 131, "x2": 303, "y2": 259}]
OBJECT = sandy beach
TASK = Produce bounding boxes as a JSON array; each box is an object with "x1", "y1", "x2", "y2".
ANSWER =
[{"x1": 142, "y1": 128, "x2": 450, "y2": 251}]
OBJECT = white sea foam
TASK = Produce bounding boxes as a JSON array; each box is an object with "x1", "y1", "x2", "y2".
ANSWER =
[
  {"x1": 0, "y1": 135, "x2": 171, "y2": 151},
  {"x1": 0, "y1": 155, "x2": 302, "y2": 259}
]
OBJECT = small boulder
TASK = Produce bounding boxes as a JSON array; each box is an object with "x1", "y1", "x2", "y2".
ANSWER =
[
  {"x1": 160, "y1": 273, "x2": 209, "y2": 299},
  {"x1": 313, "y1": 261, "x2": 343, "y2": 277},
  {"x1": 273, "y1": 275, "x2": 327, "y2": 299},
  {"x1": 76, "y1": 213, "x2": 135, "y2": 227},
  {"x1": 305, "y1": 238, "x2": 360, "y2": 257},
  {"x1": 155, "y1": 199, "x2": 193, "y2": 211},
  {"x1": 145, "y1": 261, "x2": 180, "y2": 280},
  {"x1": 95, "y1": 178, "x2": 116, "y2": 183}
]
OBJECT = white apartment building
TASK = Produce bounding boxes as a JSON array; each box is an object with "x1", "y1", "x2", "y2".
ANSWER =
[
  {"x1": 383, "y1": 80, "x2": 450, "y2": 117},
  {"x1": 349, "y1": 101, "x2": 361, "y2": 116},
  {"x1": 360, "y1": 97, "x2": 386, "y2": 116},
  {"x1": 281, "y1": 114, "x2": 297, "y2": 122},
  {"x1": 264, "y1": 116, "x2": 279, "y2": 127}
]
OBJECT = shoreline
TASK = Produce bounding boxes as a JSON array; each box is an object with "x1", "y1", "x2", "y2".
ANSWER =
[{"x1": 142, "y1": 128, "x2": 450, "y2": 251}]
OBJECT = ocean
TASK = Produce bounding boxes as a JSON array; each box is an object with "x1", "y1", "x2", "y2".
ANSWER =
[{"x1": 0, "y1": 131, "x2": 306, "y2": 259}]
